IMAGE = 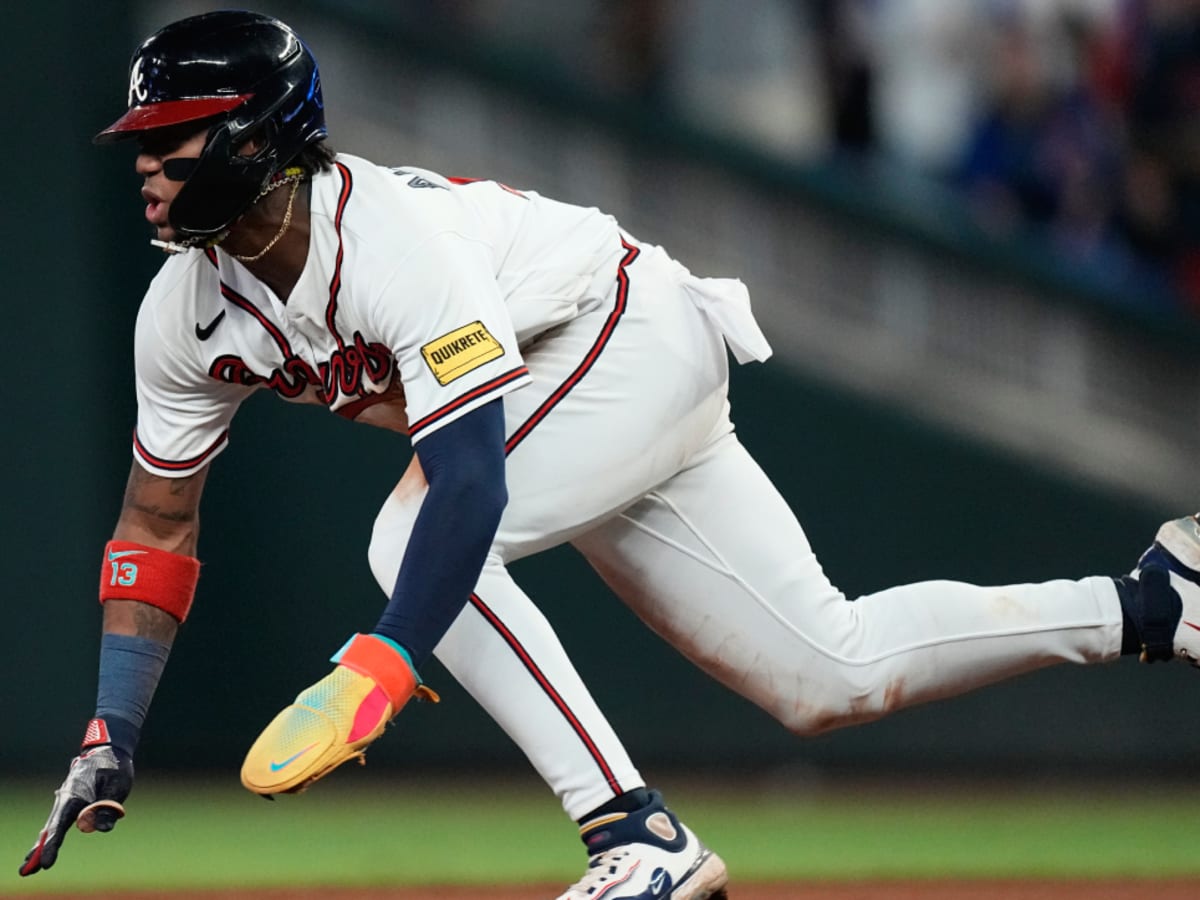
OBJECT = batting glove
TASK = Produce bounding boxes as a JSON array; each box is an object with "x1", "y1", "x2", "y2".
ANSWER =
[
  {"x1": 241, "y1": 634, "x2": 438, "y2": 796},
  {"x1": 20, "y1": 719, "x2": 134, "y2": 877}
]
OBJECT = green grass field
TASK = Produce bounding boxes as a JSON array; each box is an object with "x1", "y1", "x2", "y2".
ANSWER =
[{"x1": 3, "y1": 772, "x2": 1199, "y2": 895}]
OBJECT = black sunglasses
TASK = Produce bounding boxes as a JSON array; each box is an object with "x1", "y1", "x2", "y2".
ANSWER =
[{"x1": 162, "y1": 157, "x2": 201, "y2": 182}]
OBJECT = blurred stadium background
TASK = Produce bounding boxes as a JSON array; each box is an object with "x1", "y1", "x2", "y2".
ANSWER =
[{"x1": 5, "y1": 0, "x2": 1199, "y2": 796}]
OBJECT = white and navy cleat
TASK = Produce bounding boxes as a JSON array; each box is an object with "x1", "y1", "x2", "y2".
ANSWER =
[
  {"x1": 556, "y1": 790, "x2": 728, "y2": 900},
  {"x1": 1134, "y1": 514, "x2": 1200, "y2": 666}
]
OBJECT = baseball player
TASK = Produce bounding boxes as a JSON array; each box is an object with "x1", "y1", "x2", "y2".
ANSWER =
[{"x1": 19, "y1": 11, "x2": 1200, "y2": 900}]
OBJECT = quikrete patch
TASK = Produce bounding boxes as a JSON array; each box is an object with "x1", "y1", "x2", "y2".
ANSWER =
[{"x1": 421, "y1": 321, "x2": 505, "y2": 385}]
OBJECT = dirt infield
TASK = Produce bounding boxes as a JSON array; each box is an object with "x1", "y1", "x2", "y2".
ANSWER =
[{"x1": 19, "y1": 882, "x2": 1200, "y2": 899}]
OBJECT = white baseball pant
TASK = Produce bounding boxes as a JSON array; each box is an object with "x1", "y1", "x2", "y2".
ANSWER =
[{"x1": 368, "y1": 240, "x2": 1123, "y2": 820}]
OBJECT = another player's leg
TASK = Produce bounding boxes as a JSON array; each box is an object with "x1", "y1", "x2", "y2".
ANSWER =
[{"x1": 572, "y1": 430, "x2": 1177, "y2": 736}]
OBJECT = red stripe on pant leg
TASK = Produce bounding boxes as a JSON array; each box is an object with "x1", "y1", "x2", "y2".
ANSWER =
[
  {"x1": 468, "y1": 593, "x2": 624, "y2": 795},
  {"x1": 504, "y1": 239, "x2": 640, "y2": 456}
]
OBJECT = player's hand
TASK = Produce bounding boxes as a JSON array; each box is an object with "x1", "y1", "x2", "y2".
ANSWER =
[
  {"x1": 19, "y1": 720, "x2": 134, "y2": 876},
  {"x1": 241, "y1": 633, "x2": 438, "y2": 795}
]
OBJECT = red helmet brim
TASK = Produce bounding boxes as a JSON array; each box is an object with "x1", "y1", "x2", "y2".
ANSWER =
[{"x1": 93, "y1": 94, "x2": 252, "y2": 144}]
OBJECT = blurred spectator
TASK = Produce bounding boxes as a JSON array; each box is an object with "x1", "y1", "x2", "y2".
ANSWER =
[
  {"x1": 870, "y1": 0, "x2": 988, "y2": 175},
  {"x1": 590, "y1": 0, "x2": 674, "y2": 108},
  {"x1": 812, "y1": 0, "x2": 878, "y2": 156},
  {"x1": 947, "y1": 0, "x2": 1200, "y2": 309},
  {"x1": 1120, "y1": 0, "x2": 1200, "y2": 309},
  {"x1": 375, "y1": 0, "x2": 1200, "y2": 314},
  {"x1": 956, "y1": 11, "x2": 1125, "y2": 258},
  {"x1": 663, "y1": 0, "x2": 830, "y2": 157}
]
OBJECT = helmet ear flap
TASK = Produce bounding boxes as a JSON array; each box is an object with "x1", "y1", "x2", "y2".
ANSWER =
[
  {"x1": 168, "y1": 124, "x2": 275, "y2": 238},
  {"x1": 235, "y1": 118, "x2": 280, "y2": 167}
]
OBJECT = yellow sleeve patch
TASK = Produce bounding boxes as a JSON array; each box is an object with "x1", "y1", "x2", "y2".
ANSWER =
[{"x1": 420, "y1": 321, "x2": 505, "y2": 386}]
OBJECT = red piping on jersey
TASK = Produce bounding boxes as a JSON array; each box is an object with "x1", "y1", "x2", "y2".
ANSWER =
[
  {"x1": 408, "y1": 365, "x2": 529, "y2": 439},
  {"x1": 335, "y1": 375, "x2": 397, "y2": 420},
  {"x1": 504, "y1": 238, "x2": 639, "y2": 456},
  {"x1": 133, "y1": 427, "x2": 228, "y2": 472},
  {"x1": 218, "y1": 282, "x2": 295, "y2": 358},
  {"x1": 325, "y1": 162, "x2": 355, "y2": 351},
  {"x1": 204, "y1": 247, "x2": 294, "y2": 356},
  {"x1": 447, "y1": 176, "x2": 527, "y2": 199},
  {"x1": 468, "y1": 592, "x2": 625, "y2": 796}
]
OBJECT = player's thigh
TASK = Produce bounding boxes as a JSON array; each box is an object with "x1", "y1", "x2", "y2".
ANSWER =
[
  {"x1": 494, "y1": 258, "x2": 730, "y2": 560},
  {"x1": 571, "y1": 432, "x2": 856, "y2": 715}
]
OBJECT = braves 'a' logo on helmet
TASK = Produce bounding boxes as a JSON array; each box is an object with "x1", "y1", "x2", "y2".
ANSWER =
[{"x1": 127, "y1": 56, "x2": 148, "y2": 107}]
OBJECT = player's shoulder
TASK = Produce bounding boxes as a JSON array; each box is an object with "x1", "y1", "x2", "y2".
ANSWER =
[
  {"x1": 320, "y1": 154, "x2": 461, "y2": 233},
  {"x1": 332, "y1": 153, "x2": 453, "y2": 190},
  {"x1": 315, "y1": 154, "x2": 473, "y2": 268},
  {"x1": 136, "y1": 249, "x2": 218, "y2": 346},
  {"x1": 142, "y1": 248, "x2": 215, "y2": 304}
]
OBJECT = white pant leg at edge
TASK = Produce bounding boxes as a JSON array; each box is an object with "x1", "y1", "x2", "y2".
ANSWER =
[{"x1": 574, "y1": 431, "x2": 1124, "y2": 735}]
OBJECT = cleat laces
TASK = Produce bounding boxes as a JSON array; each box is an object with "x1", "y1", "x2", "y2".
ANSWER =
[{"x1": 565, "y1": 849, "x2": 638, "y2": 896}]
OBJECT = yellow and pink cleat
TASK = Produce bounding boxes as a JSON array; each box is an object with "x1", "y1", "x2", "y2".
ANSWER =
[{"x1": 241, "y1": 633, "x2": 437, "y2": 795}]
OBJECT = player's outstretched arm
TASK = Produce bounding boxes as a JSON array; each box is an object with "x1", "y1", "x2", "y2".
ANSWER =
[{"x1": 19, "y1": 463, "x2": 209, "y2": 877}]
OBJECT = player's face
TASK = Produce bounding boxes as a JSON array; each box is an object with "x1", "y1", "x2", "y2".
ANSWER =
[{"x1": 135, "y1": 123, "x2": 209, "y2": 241}]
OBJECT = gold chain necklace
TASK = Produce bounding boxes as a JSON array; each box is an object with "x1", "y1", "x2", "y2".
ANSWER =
[{"x1": 230, "y1": 173, "x2": 304, "y2": 264}]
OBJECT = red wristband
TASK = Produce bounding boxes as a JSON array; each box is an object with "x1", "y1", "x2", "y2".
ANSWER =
[{"x1": 99, "y1": 540, "x2": 201, "y2": 623}]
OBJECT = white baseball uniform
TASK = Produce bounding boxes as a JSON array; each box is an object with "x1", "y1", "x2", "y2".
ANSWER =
[{"x1": 133, "y1": 153, "x2": 1124, "y2": 822}]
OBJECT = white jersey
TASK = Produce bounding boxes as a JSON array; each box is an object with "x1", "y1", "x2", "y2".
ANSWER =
[{"x1": 132, "y1": 154, "x2": 625, "y2": 476}]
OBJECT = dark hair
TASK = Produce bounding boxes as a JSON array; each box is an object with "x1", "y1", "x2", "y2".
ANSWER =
[{"x1": 293, "y1": 139, "x2": 336, "y2": 176}]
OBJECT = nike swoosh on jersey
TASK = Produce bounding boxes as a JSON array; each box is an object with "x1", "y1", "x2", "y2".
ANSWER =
[
  {"x1": 195, "y1": 310, "x2": 226, "y2": 341},
  {"x1": 107, "y1": 549, "x2": 149, "y2": 561}
]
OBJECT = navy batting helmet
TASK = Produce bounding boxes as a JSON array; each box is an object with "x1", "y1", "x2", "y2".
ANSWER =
[{"x1": 96, "y1": 10, "x2": 327, "y2": 240}]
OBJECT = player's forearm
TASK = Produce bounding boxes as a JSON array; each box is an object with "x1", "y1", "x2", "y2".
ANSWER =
[
  {"x1": 93, "y1": 462, "x2": 209, "y2": 752},
  {"x1": 113, "y1": 464, "x2": 206, "y2": 556},
  {"x1": 374, "y1": 399, "x2": 508, "y2": 668},
  {"x1": 102, "y1": 598, "x2": 179, "y2": 641},
  {"x1": 96, "y1": 563, "x2": 189, "y2": 752},
  {"x1": 103, "y1": 462, "x2": 207, "y2": 636}
]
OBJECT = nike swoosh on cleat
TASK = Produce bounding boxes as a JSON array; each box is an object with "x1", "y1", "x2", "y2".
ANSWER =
[
  {"x1": 1184, "y1": 621, "x2": 1200, "y2": 633},
  {"x1": 648, "y1": 869, "x2": 667, "y2": 896},
  {"x1": 269, "y1": 743, "x2": 319, "y2": 772},
  {"x1": 108, "y1": 549, "x2": 148, "y2": 561}
]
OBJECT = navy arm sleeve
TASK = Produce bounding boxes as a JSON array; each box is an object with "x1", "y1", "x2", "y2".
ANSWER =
[{"x1": 372, "y1": 398, "x2": 508, "y2": 670}]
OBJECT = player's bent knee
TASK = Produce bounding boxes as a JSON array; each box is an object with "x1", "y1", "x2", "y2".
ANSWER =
[
  {"x1": 368, "y1": 493, "x2": 423, "y2": 593},
  {"x1": 780, "y1": 706, "x2": 872, "y2": 737},
  {"x1": 769, "y1": 672, "x2": 903, "y2": 737}
]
